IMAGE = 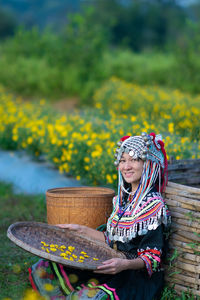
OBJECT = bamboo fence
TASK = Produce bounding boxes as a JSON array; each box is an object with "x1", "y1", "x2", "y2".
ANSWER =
[{"x1": 163, "y1": 181, "x2": 200, "y2": 297}]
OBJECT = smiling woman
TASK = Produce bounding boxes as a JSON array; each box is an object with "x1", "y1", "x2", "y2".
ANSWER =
[
  {"x1": 119, "y1": 153, "x2": 144, "y2": 190},
  {"x1": 28, "y1": 132, "x2": 171, "y2": 300}
]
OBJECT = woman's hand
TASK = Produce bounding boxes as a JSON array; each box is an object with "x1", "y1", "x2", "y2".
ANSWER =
[
  {"x1": 94, "y1": 258, "x2": 128, "y2": 275},
  {"x1": 56, "y1": 224, "x2": 88, "y2": 234},
  {"x1": 56, "y1": 224, "x2": 82, "y2": 230}
]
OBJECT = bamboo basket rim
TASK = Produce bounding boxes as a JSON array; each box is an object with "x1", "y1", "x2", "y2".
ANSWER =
[
  {"x1": 7, "y1": 221, "x2": 125, "y2": 270},
  {"x1": 46, "y1": 186, "x2": 116, "y2": 198}
]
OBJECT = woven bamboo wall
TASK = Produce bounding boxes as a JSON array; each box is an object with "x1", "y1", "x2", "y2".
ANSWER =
[
  {"x1": 164, "y1": 181, "x2": 200, "y2": 297},
  {"x1": 168, "y1": 158, "x2": 200, "y2": 187}
]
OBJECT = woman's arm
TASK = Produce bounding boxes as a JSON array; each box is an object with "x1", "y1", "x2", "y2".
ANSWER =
[
  {"x1": 95, "y1": 257, "x2": 145, "y2": 275},
  {"x1": 96, "y1": 225, "x2": 165, "y2": 275},
  {"x1": 56, "y1": 224, "x2": 105, "y2": 242}
]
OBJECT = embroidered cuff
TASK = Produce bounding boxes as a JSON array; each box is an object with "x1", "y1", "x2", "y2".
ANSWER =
[{"x1": 137, "y1": 248, "x2": 162, "y2": 277}]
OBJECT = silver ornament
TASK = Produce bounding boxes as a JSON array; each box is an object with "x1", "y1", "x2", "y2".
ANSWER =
[
  {"x1": 141, "y1": 132, "x2": 147, "y2": 137},
  {"x1": 141, "y1": 154, "x2": 147, "y2": 160},
  {"x1": 129, "y1": 150, "x2": 134, "y2": 157},
  {"x1": 142, "y1": 149, "x2": 148, "y2": 154},
  {"x1": 143, "y1": 136, "x2": 149, "y2": 142},
  {"x1": 146, "y1": 140, "x2": 152, "y2": 147}
]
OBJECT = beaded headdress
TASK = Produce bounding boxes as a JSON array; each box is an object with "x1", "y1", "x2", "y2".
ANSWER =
[{"x1": 114, "y1": 132, "x2": 168, "y2": 193}]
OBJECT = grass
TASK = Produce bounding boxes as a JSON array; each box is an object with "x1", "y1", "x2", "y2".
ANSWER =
[{"x1": 0, "y1": 181, "x2": 46, "y2": 300}]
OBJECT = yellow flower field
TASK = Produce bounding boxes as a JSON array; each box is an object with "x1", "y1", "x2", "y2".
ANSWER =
[{"x1": 0, "y1": 80, "x2": 199, "y2": 188}]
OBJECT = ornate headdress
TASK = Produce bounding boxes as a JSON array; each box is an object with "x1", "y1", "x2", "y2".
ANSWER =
[{"x1": 114, "y1": 132, "x2": 168, "y2": 194}]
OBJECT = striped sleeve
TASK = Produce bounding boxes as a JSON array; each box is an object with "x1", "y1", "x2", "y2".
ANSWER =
[{"x1": 137, "y1": 225, "x2": 164, "y2": 277}]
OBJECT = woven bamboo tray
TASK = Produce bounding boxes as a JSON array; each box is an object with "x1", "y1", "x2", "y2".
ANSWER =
[
  {"x1": 7, "y1": 221, "x2": 125, "y2": 270},
  {"x1": 46, "y1": 187, "x2": 115, "y2": 229},
  {"x1": 164, "y1": 181, "x2": 200, "y2": 297}
]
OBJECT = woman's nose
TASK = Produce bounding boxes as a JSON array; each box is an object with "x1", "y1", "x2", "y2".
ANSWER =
[{"x1": 124, "y1": 161, "x2": 132, "y2": 169}]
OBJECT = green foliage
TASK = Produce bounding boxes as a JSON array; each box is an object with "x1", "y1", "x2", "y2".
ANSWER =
[
  {"x1": 102, "y1": 49, "x2": 175, "y2": 86},
  {"x1": 0, "y1": 8, "x2": 108, "y2": 101},
  {"x1": 0, "y1": 181, "x2": 46, "y2": 299},
  {"x1": 172, "y1": 21, "x2": 200, "y2": 94},
  {"x1": 0, "y1": 6, "x2": 200, "y2": 103},
  {"x1": 0, "y1": 8, "x2": 17, "y2": 39},
  {"x1": 90, "y1": 0, "x2": 187, "y2": 51},
  {"x1": 0, "y1": 56, "x2": 63, "y2": 97}
]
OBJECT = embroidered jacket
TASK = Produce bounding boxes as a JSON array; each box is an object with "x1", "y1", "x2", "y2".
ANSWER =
[{"x1": 105, "y1": 187, "x2": 170, "y2": 276}]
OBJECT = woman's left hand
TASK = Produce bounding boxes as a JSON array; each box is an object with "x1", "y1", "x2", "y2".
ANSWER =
[{"x1": 94, "y1": 258, "x2": 127, "y2": 275}]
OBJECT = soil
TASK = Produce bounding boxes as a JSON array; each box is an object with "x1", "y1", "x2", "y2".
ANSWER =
[{"x1": 52, "y1": 97, "x2": 79, "y2": 112}]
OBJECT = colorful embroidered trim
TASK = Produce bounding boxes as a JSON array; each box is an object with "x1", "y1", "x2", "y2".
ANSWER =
[
  {"x1": 138, "y1": 248, "x2": 162, "y2": 277},
  {"x1": 107, "y1": 190, "x2": 170, "y2": 242}
]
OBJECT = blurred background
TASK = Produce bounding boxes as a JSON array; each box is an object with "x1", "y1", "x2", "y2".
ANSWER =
[{"x1": 0, "y1": 0, "x2": 200, "y2": 102}]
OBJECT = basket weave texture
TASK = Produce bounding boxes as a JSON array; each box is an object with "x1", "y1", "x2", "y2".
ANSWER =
[
  {"x1": 7, "y1": 222, "x2": 125, "y2": 270},
  {"x1": 164, "y1": 181, "x2": 200, "y2": 297},
  {"x1": 46, "y1": 187, "x2": 115, "y2": 229}
]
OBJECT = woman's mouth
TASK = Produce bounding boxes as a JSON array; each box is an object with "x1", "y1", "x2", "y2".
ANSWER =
[{"x1": 124, "y1": 172, "x2": 134, "y2": 178}]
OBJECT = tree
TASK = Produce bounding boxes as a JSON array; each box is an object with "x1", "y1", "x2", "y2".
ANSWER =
[{"x1": 0, "y1": 8, "x2": 17, "y2": 39}]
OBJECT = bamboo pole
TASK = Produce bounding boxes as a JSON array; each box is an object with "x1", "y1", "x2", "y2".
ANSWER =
[
  {"x1": 174, "y1": 260, "x2": 200, "y2": 273},
  {"x1": 166, "y1": 283, "x2": 200, "y2": 297},
  {"x1": 171, "y1": 224, "x2": 199, "y2": 234},
  {"x1": 171, "y1": 233, "x2": 197, "y2": 244},
  {"x1": 173, "y1": 230, "x2": 200, "y2": 242},
  {"x1": 166, "y1": 197, "x2": 200, "y2": 211},
  {"x1": 169, "y1": 240, "x2": 196, "y2": 253},
  {"x1": 172, "y1": 217, "x2": 199, "y2": 229},
  {"x1": 165, "y1": 278, "x2": 197, "y2": 291},
  {"x1": 166, "y1": 181, "x2": 200, "y2": 195},
  {"x1": 178, "y1": 256, "x2": 199, "y2": 266},
  {"x1": 168, "y1": 206, "x2": 200, "y2": 219}
]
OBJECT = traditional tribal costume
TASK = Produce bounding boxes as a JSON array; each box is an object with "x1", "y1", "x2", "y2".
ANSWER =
[{"x1": 29, "y1": 132, "x2": 170, "y2": 300}]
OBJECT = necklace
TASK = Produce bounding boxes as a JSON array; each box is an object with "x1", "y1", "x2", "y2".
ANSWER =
[{"x1": 121, "y1": 185, "x2": 136, "y2": 195}]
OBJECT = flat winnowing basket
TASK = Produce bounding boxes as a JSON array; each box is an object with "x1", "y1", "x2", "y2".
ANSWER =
[
  {"x1": 163, "y1": 181, "x2": 200, "y2": 297},
  {"x1": 46, "y1": 187, "x2": 115, "y2": 229},
  {"x1": 7, "y1": 222, "x2": 125, "y2": 270}
]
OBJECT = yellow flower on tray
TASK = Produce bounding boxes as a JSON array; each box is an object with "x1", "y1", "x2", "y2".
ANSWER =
[
  {"x1": 60, "y1": 253, "x2": 67, "y2": 257},
  {"x1": 68, "y1": 246, "x2": 75, "y2": 252},
  {"x1": 50, "y1": 248, "x2": 57, "y2": 252}
]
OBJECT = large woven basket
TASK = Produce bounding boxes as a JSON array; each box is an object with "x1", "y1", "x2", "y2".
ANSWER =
[
  {"x1": 163, "y1": 181, "x2": 200, "y2": 297},
  {"x1": 7, "y1": 222, "x2": 125, "y2": 270},
  {"x1": 46, "y1": 187, "x2": 115, "y2": 229}
]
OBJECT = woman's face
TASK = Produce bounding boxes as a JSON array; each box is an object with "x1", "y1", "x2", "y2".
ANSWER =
[{"x1": 119, "y1": 152, "x2": 144, "y2": 190}]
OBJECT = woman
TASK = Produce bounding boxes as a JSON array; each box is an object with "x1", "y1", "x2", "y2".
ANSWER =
[{"x1": 29, "y1": 132, "x2": 170, "y2": 300}]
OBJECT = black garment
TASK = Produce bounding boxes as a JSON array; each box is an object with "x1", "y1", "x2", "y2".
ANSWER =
[{"x1": 104, "y1": 225, "x2": 165, "y2": 300}]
